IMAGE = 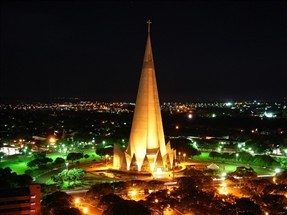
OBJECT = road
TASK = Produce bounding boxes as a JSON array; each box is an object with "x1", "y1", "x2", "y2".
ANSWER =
[{"x1": 34, "y1": 167, "x2": 64, "y2": 184}]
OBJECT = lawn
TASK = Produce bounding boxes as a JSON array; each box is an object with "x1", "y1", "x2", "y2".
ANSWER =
[
  {"x1": 0, "y1": 156, "x2": 33, "y2": 174},
  {"x1": 0, "y1": 150, "x2": 101, "y2": 175},
  {"x1": 192, "y1": 151, "x2": 274, "y2": 175}
]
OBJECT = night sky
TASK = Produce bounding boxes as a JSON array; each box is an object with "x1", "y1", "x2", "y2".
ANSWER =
[{"x1": 1, "y1": 1, "x2": 286, "y2": 102}]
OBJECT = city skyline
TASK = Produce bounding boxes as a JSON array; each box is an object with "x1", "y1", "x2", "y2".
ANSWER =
[{"x1": 1, "y1": 1, "x2": 286, "y2": 102}]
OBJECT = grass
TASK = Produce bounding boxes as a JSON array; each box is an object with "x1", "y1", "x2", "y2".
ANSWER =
[
  {"x1": 0, "y1": 150, "x2": 101, "y2": 175},
  {"x1": 192, "y1": 151, "x2": 274, "y2": 175},
  {"x1": 0, "y1": 156, "x2": 33, "y2": 174}
]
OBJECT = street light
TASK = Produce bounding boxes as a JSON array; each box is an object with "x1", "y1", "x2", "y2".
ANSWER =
[
  {"x1": 219, "y1": 182, "x2": 227, "y2": 195},
  {"x1": 105, "y1": 154, "x2": 109, "y2": 165},
  {"x1": 82, "y1": 207, "x2": 88, "y2": 214},
  {"x1": 183, "y1": 153, "x2": 186, "y2": 162},
  {"x1": 74, "y1": 198, "x2": 80, "y2": 205},
  {"x1": 65, "y1": 162, "x2": 69, "y2": 170},
  {"x1": 49, "y1": 137, "x2": 56, "y2": 145}
]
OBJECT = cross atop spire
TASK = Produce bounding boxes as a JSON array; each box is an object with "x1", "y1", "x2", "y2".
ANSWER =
[{"x1": 147, "y1": 19, "x2": 152, "y2": 33}]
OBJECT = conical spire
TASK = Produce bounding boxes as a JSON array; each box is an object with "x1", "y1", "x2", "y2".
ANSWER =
[
  {"x1": 127, "y1": 20, "x2": 166, "y2": 168},
  {"x1": 143, "y1": 20, "x2": 154, "y2": 68},
  {"x1": 113, "y1": 20, "x2": 175, "y2": 173}
]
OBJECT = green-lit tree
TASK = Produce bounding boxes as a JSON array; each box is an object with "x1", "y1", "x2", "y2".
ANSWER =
[
  {"x1": 51, "y1": 168, "x2": 85, "y2": 186},
  {"x1": 27, "y1": 157, "x2": 53, "y2": 169}
]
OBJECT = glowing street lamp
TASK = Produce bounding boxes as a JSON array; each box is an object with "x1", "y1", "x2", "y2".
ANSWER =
[
  {"x1": 82, "y1": 207, "x2": 88, "y2": 214},
  {"x1": 74, "y1": 198, "x2": 80, "y2": 204},
  {"x1": 275, "y1": 168, "x2": 281, "y2": 174},
  {"x1": 49, "y1": 137, "x2": 56, "y2": 145},
  {"x1": 65, "y1": 162, "x2": 69, "y2": 170},
  {"x1": 130, "y1": 190, "x2": 137, "y2": 196},
  {"x1": 183, "y1": 153, "x2": 186, "y2": 162},
  {"x1": 219, "y1": 182, "x2": 228, "y2": 195}
]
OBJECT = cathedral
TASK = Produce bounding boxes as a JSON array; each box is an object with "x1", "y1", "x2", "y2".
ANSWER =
[{"x1": 113, "y1": 21, "x2": 175, "y2": 173}]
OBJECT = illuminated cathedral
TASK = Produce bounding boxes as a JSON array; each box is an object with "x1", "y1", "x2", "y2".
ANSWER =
[{"x1": 113, "y1": 20, "x2": 175, "y2": 173}]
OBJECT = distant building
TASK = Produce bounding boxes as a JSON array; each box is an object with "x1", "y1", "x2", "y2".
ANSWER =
[
  {"x1": 0, "y1": 146, "x2": 20, "y2": 155},
  {"x1": 0, "y1": 184, "x2": 41, "y2": 215},
  {"x1": 113, "y1": 21, "x2": 175, "y2": 173}
]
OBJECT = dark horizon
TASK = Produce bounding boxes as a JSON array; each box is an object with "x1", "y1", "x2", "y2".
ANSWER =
[{"x1": 1, "y1": 1, "x2": 286, "y2": 102}]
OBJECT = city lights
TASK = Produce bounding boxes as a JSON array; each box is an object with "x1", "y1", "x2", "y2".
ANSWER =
[{"x1": 0, "y1": 4, "x2": 286, "y2": 215}]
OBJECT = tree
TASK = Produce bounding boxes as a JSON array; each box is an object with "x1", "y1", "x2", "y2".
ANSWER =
[
  {"x1": 86, "y1": 183, "x2": 114, "y2": 199},
  {"x1": 253, "y1": 155, "x2": 279, "y2": 167},
  {"x1": 16, "y1": 174, "x2": 33, "y2": 187},
  {"x1": 235, "y1": 198, "x2": 261, "y2": 214},
  {"x1": 27, "y1": 157, "x2": 53, "y2": 169},
  {"x1": 54, "y1": 157, "x2": 65, "y2": 165},
  {"x1": 228, "y1": 166, "x2": 257, "y2": 178},
  {"x1": 96, "y1": 147, "x2": 113, "y2": 158},
  {"x1": 98, "y1": 194, "x2": 123, "y2": 210},
  {"x1": 0, "y1": 167, "x2": 32, "y2": 188},
  {"x1": 42, "y1": 191, "x2": 74, "y2": 215},
  {"x1": 210, "y1": 151, "x2": 221, "y2": 158},
  {"x1": 67, "y1": 152, "x2": 83, "y2": 163},
  {"x1": 51, "y1": 168, "x2": 86, "y2": 186},
  {"x1": 33, "y1": 151, "x2": 47, "y2": 159},
  {"x1": 56, "y1": 208, "x2": 82, "y2": 215},
  {"x1": 103, "y1": 200, "x2": 151, "y2": 215},
  {"x1": 238, "y1": 151, "x2": 253, "y2": 162}
]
